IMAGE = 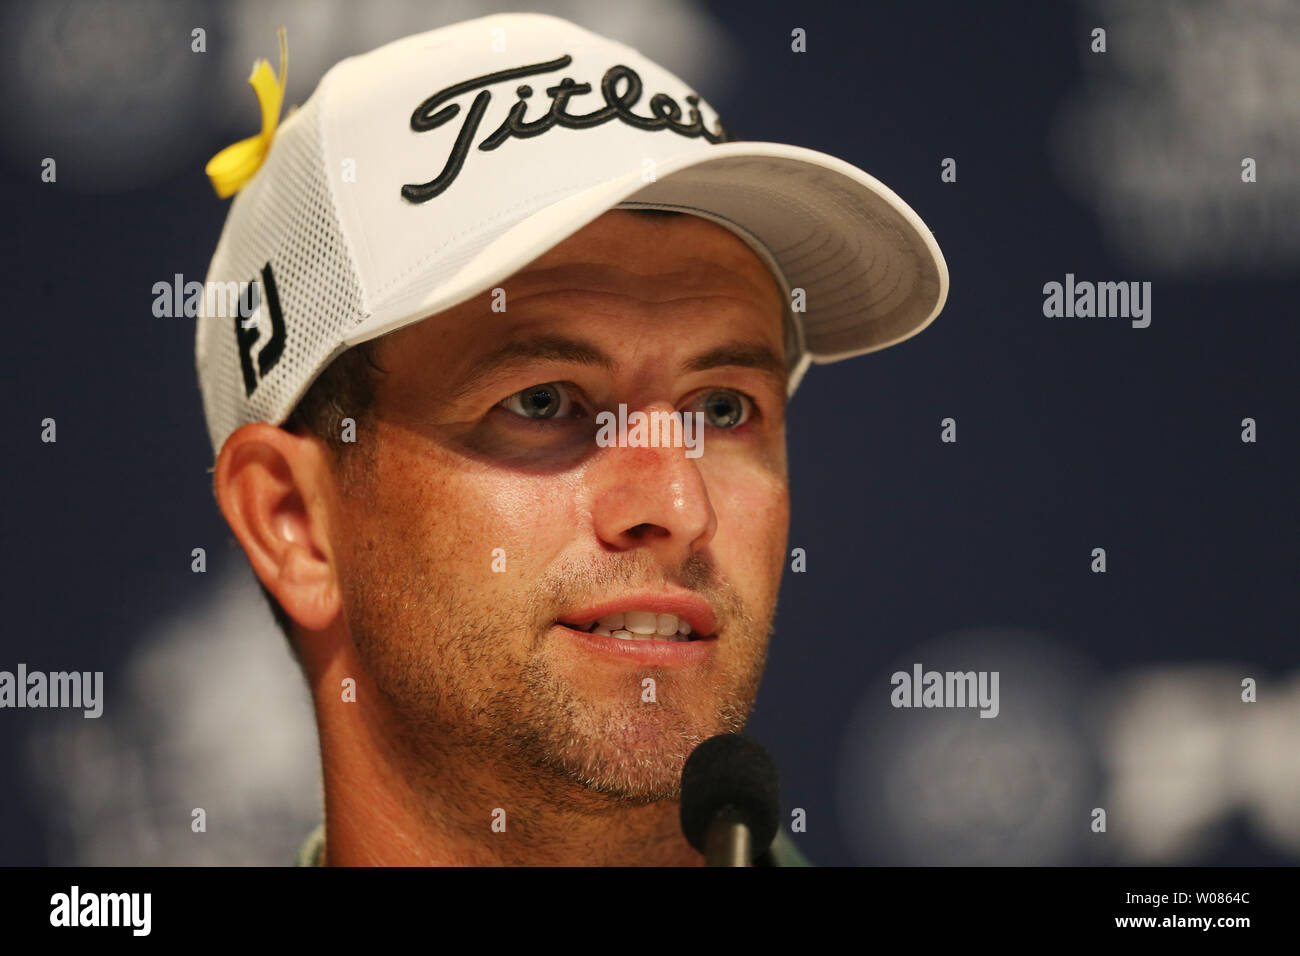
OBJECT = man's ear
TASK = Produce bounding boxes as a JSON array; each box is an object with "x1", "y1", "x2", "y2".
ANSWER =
[{"x1": 214, "y1": 423, "x2": 342, "y2": 632}]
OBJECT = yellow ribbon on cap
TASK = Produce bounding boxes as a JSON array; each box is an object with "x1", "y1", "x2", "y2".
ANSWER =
[{"x1": 205, "y1": 27, "x2": 288, "y2": 198}]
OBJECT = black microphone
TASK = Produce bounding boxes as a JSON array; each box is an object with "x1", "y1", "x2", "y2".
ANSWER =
[{"x1": 680, "y1": 734, "x2": 781, "y2": 866}]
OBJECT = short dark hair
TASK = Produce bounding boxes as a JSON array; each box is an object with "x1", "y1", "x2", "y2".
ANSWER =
[{"x1": 261, "y1": 209, "x2": 683, "y2": 649}]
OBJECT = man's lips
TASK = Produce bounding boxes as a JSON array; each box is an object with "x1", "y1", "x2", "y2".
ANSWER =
[
  {"x1": 555, "y1": 623, "x2": 716, "y2": 666},
  {"x1": 557, "y1": 592, "x2": 718, "y2": 641}
]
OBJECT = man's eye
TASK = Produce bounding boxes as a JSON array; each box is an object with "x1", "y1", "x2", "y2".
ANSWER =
[
  {"x1": 690, "y1": 389, "x2": 752, "y2": 429},
  {"x1": 499, "y1": 382, "x2": 577, "y2": 420}
]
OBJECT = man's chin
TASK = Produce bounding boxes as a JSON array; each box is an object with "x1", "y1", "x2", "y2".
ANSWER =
[
  {"x1": 517, "y1": 696, "x2": 734, "y2": 806},
  {"x1": 495, "y1": 644, "x2": 759, "y2": 804}
]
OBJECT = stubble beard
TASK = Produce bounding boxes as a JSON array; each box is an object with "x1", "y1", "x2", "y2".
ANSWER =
[{"x1": 343, "y1": 547, "x2": 772, "y2": 812}]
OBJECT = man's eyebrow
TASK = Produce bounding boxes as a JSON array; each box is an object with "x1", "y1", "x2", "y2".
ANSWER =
[
  {"x1": 451, "y1": 334, "x2": 615, "y2": 400},
  {"x1": 684, "y1": 342, "x2": 788, "y2": 392},
  {"x1": 450, "y1": 334, "x2": 787, "y2": 400}
]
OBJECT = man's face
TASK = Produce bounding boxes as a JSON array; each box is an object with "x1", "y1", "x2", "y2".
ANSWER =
[{"x1": 331, "y1": 210, "x2": 789, "y2": 804}]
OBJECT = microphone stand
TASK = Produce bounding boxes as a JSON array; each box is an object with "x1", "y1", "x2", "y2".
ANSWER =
[{"x1": 703, "y1": 804, "x2": 752, "y2": 867}]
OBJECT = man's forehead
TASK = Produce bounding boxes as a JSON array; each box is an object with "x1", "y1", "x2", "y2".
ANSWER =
[
  {"x1": 365, "y1": 210, "x2": 794, "y2": 409},
  {"x1": 382, "y1": 213, "x2": 786, "y2": 354},
  {"x1": 501, "y1": 259, "x2": 781, "y2": 312},
  {"x1": 508, "y1": 209, "x2": 786, "y2": 306}
]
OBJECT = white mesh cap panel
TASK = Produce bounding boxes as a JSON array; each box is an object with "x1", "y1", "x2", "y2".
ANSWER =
[{"x1": 196, "y1": 87, "x2": 366, "y2": 457}]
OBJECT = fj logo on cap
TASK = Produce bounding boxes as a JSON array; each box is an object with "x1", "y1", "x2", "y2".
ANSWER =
[
  {"x1": 235, "y1": 262, "x2": 286, "y2": 397},
  {"x1": 401, "y1": 54, "x2": 727, "y2": 204}
]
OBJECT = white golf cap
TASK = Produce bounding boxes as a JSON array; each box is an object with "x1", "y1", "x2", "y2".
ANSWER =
[{"x1": 196, "y1": 12, "x2": 948, "y2": 456}]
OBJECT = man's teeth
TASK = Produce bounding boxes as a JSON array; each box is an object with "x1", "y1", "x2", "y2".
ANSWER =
[{"x1": 585, "y1": 611, "x2": 693, "y2": 641}]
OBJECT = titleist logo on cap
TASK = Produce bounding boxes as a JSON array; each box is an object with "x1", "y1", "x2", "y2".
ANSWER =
[{"x1": 400, "y1": 54, "x2": 728, "y2": 204}]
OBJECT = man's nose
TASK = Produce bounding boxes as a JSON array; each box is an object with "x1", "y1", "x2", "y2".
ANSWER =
[{"x1": 586, "y1": 404, "x2": 717, "y2": 559}]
